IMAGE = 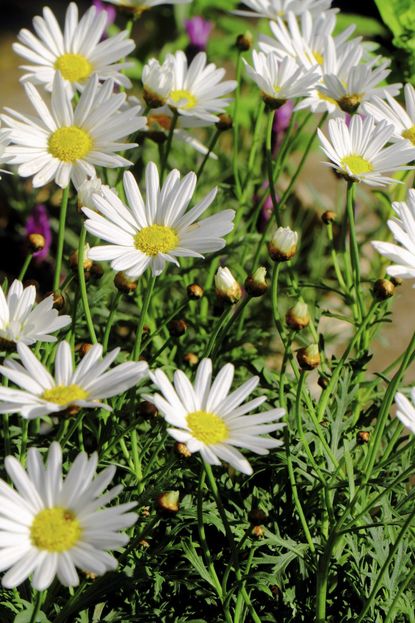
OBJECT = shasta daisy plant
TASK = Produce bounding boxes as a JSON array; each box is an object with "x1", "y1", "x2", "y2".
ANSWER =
[{"x1": 363, "y1": 84, "x2": 415, "y2": 147}]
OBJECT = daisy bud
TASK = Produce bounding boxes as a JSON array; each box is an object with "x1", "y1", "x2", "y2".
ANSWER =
[
  {"x1": 373, "y1": 279, "x2": 395, "y2": 301},
  {"x1": 114, "y1": 271, "x2": 137, "y2": 294},
  {"x1": 268, "y1": 227, "x2": 298, "y2": 262},
  {"x1": 215, "y1": 267, "x2": 242, "y2": 304},
  {"x1": 78, "y1": 342, "x2": 93, "y2": 358},
  {"x1": 251, "y1": 525, "x2": 265, "y2": 539},
  {"x1": 297, "y1": 344, "x2": 320, "y2": 370},
  {"x1": 69, "y1": 248, "x2": 93, "y2": 273},
  {"x1": 245, "y1": 267, "x2": 268, "y2": 297},
  {"x1": 90, "y1": 263, "x2": 103, "y2": 280},
  {"x1": 248, "y1": 508, "x2": 268, "y2": 526},
  {"x1": 357, "y1": 431, "x2": 370, "y2": 445},
  {"x1": 187, "y1": 283, "x2": 204, "y2": 300},
  {"x1": 168, "y1": 319, "x2": 188, "y2": 337},
  {"x1": 156, "y1": 491, "x2": 180, "y2": 514},
  {"x1": 216, "y1": 114, "x2": 233, "y2": 131},
  {"x1": 183, "y1": 352, "x2": 199, "y2": 366},
  {"x1": 236, "y1": 31, "x2": 253, "y2": 52},
  {"x1": 77, "y1": 177, "x2": 109, "y2": 211},
  {"x1": 138, "y1": 400, "x2": 159, "y2": 419},
  {"x1": 46, "y1": 291, "x2": 65, "y2": 311},
  {"x1": 391, "y1": 276, "x2": 403, "y2": 287},
  {"x1": 318, "y1": 375, "x2": 329, "y2": 389},
  {"x1": 27, "y1": 232, "x2": 45, "y2": 253},
  {"x1": 286, "y1": 301, "x2": 310, "y2": 331},
  {"x1": 175, "y1": 441, "x2": 192, "y2": 458},
  {"x1": 142, "y1": 59, "x2": 173, "y2": 109},
  {"x1": 321, "y1": 210, "x2": 336, "y2": 225}
]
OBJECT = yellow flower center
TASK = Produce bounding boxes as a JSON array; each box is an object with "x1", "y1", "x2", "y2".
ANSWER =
[
  {"x1": 134, "y1": 224, "x2": 179, "y2": 256},
  {"x1": 317, "y1": 90, "x2": 337, "y2": 107},
  {"x1": 338, "y1": 94, "x2": 362, "y2": 114},
  {"x1": 187, "y1": 410, "x2": 229, "y2": 444},
  {"x1": 313, "y1": 50, "x2": 324, "y2": 65},
  {"x1": 30, "y1": 507, "x2": 82, "y2": 552},
  {"x1": 48, "y1": 126, "x2": 93, "y2": 163},
  {"x1": 402, "y1": 125, "x2": 415, "y2": 145},
  {"x1": 170, "y1": 89, "x2": 198, "y2": 110},
  {"x1": 55, "y1": 53, "x2": 93, "y2": 83},
  {"x1": 341, "y1": 155, "x2": 374, "y2": 175},
  {"x1": 42, "y1": 384, "x2": 88, "y2": 405}
]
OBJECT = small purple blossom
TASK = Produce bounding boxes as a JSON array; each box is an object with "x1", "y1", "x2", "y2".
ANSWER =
[
  {"x1": 26, "y1": 204, "x2": 51, "y2": 262},
  {"x1": 255, "y1": 183, "x2": 277, "y2": 233},
  {"x1": 185, "y1": 17, "x2": 213, "y2": 52},
  {"x1": 273, "y1": 101, "x2": 294, "y2": 151},
  {"x1": 93, "y1": 0, "x2": 116, "y2": 34}
]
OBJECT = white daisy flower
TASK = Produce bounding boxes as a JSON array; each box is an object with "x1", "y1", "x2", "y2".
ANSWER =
[
  {"x1": 243, "y1": 52, "x2": 319, "y2": 107},
  {"x1": 0, "y1": 341, "x2": 148, "y2": 420},
  {"x1": 0, "y1": 280, "x2": 71, "y2": 348},
  {"x1": 142, "y1": 58, "x2": 174, "y2": 108},
  {"x1": 13, "y1": 3, "x2": 135, "y2": 96},
  {"x1": 372, "y1": 189, "x2": 415, "y2": 283},
  {"x1": 0, "y1": 73, "x2": 146, "y2": 189},
  {"x1": 317, "y1": 115, "x2": 415, "y2": 187},
  {"x1": 395, "y1": 390, "x2": 415, "y2": 434},
  {"x1": 234, "y1": 0, "x2": 333, "y2": 21},
  {"x1": 0, "y1": 442, "x2": 137, "y2": 590},
  {"x1": 362, "y1": 84, "x2": 415, "y2": 147},
  {"x1": 145, "y1": 359, "x2": 285, "y2": 475},
  {"x1": 104, "y1": 0, "x2": 191, "y2": 15},
  {"x1": 165, "y1": 51, "x2": 237, "y2": 124},
  {"x1": 83, "y1": 162, "x2": 235, "y2": 279},
  {"x1": 77, "y1": 176, "x2": 115, "y2": 210}
]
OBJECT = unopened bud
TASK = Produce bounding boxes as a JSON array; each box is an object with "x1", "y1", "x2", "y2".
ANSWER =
[
  {"x1": 286, "y1": 301, "x2": 310, "y2": 330},
  {"x1": 268, "y1": 227, "x2": 298, "y2": 262},
  {"x1": 245, "y1": 267, "x2": 268, "y2": 297},
  {"x1": 373, "y1": 279, "x2": 395, "y2": 301},
  {"x1": 236, "y1": 31, "x2": 253, "y2": 51},
  {"x1": 183, "y1": 352, "x2": 199, "y2": 366},
  {"x1": 391, "y1": 276, "x2": 403, "y2": 287},
  {"x1": 138, "y1": 400, "x2": 158, "y2": 419},
  {"x1": 90, "y1": 263, "x2": 103, "y2": 280},
  {"x1": 215, "y1": 267, "x2": 242, "y2": 304},
  {"x1": 175, "y1": 442, "x2": 192, "y2": 458},
  {"x1": 156, "y1": 491, "x2": 180, "y2": 514},
  {"x1": 114, "y1": 271, "x2": 137, "y2": 294},
  {"x1": 187, "y1": 283, "x2": 204, "y2": 300},
  {"x1": 321, "y1": 210, "x2": 336, "y2": 225},
  {"x1": 46, "y1": 291, "x2": 65, "y2": 311},
  {"x1": 318, "y1": 375, "x2": 329, "y2": 389},
  {"x1": 69, "y1": 249, "x2": 93, "y2": 272},
  {"x1": 251, "y1": 525, "x2": 265, "y2": 538},
  {"x1": 357, "y1": 431, "x2": 370, "y2": 445},
  {"x1": 27, "y1": 233, "x2": 45, "y2": 253},
  {"x1": 78, "y1": 343, "x2": 93, "y2": 358},
  {"x1": 168, "y1": 319, "x2": 188, "y2": 337},
  {"x1": 216, "y1": 113, "x2": 233, "y2": 131},
  {"x1": 297, "y1": 344, "x2": 320, "y2": 370},
  {"x1": 248, "y1": 508, "x2": 268, "y2": 526}
]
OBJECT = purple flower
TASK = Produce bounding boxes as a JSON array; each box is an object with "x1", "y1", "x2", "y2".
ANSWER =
[
  {"x1": 255, "y1": 183, "x2": 277, "y2": 232},
  {"x1": 93, "y1": 0, "x2": 116, "y2": 35},
  {"x1": 185, "y1": 17, "x2": 213, "y2": 51},
  {"x1": 26, "y1": 204, "x2": 51, "y2": 262},
  {"x1": 273, "y1": 101, "x2": 294, "y2": 151}
]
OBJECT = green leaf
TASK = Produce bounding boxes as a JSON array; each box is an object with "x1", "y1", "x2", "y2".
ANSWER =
[
  {"x1": 14, "y1": 607, "x2": 50, "y2": 623},
  {"x1": 182, "y1": 541, "x2": 218, "y2": 589}
]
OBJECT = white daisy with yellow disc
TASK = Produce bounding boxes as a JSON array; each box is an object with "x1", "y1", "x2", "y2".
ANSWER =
[
  {"x1": 82, "y1": 162, "x2": 235, "y2": 279},
  {"x1": 363, "y1": 84, "x2": 415, "y2": 148},
  {"x1": 104, "y1": 0, "x2": 191, "y2": 15},
  {"x1": 13, "y1": 3, "x2": 135, "y2": 96},
  {"x1": 0, "y1": 73, "x2": 146, "y2": 189},
  {"x1": 0, "y1": 442, "x2": 138, "y2": 590},
  {"x1": 0, "y1": 341, "x2": 148, "y2": 419},
  {"x1": 144, "y1": 358, "x2": 285, "y2": 475},
  {"x1": 233, "y1": 0, "x2": 332, "y2": 20}
]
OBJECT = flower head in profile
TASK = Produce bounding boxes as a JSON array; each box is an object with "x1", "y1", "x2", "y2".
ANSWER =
[
  {"x1": 363, "y1": 84, "x2": 415, "y2": 147},
  {"x1": 234, "y1": 0, "x2": 333, "y2": 20},
  {"x1": 0, "y1": 73, "x2": 145, "y2": 189},
  {"x1": 372, "y1": 189, "x2": 415, "y2": 283},
  {"x1": 83, "y1": 162, "x2": 235, "y2": 279},
  {"x1": 0, "y1": 442, "x2": 137, "y2": 589},
  {"x1": 317, "y1": 115, "x2": 415, "y2": 187},
  {"x1": 0, "y1": 280, "x2": 70, "y2": 348},
  {"x1": 269, "y1": 226, "x2": 298, "y2": 261},
  {"x1": 166, "y1": 51, "x2": 237, "y2": 123},
  {"x1": 104, "y1": 0, "x2": 191, "y2": 15},
  {"x1": 13, "y1": 2, "x2": 135, "y2": 96},
  {"x1": 0, "y1": 341, "x2": 148, "y2": 419},
  {"x1": 145, "y1": 359, "x2": 285, "y2": 475},
  {"x1": 142, "y1": 58, "x2": 174, "y2": 109},
  {"x1": 395, "y1": 390, "x2": 415, "y2": 434}
]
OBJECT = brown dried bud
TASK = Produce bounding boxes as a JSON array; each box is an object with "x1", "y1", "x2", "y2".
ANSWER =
[
  {"x1": 357, "y1": 431, "x2": 370, "y2": 445},
  {"x1": 236, "y1": 31, "x2": 253, "y2": 51},
  {"x1": 251, "y1": 525, "x2": 265, "y2": 538},
  {"x1": 248, "y1": 508, "x2": 268, "y2": 526},
  {"x1": 27, "y1": 233, "x2": 45, "y2": 253},
  {"x1": 138, "y1": 400, "x2": 158, "y2": 419},
  {"x1": 391, "y1": 276, "x2": 403, "y2": 287},
  {"x1": 187, "y1": 283, "x2": 204, "y2": 300},
  {"x1": 78, "y1": 342, "x2": 93, "y2": 359},
  {"x1": 156, "y1": 491, "x2": 180, "y2": 514},
  {"x1": 245, "y1": 267, "x2": 268, "y2": 297},
  {"x1": 286, "y1": 301, "x2": 310, "y2": 330},
  {"x1": 114, "y1": 271, "x2": 137, "y2": 294},
  {"x1": 321, "y1": 210, "x2": 336, "y2": 225},
  {"x1": 69, "y1": 249, "x2": 93, "y2": 272},
  {"x1": 216, "y1": 113, "x2": 233, "y2": 131},
  {"x1": 168, "y1": 319, "x2": 188, "y2": 337},
  {"x1": 175, "y1": 441, "x2": 192, "y2": 458},
  {"x1": 46, "y1": 291, "x2": 65, "y2": 311},
  {"x1": 373, "y1": 279, "x2": 395, "y2": 301},
  {"x1": 183, "y1": 352, "x2": 199, "y2": 366},
  {"x1": 297, "y1": 344, "x2": 320, "y2": 370}
]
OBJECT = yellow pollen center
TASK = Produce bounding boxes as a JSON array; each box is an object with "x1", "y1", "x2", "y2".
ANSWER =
[
  {"x1": 402, "y1": 125, "x2": 415, "y2": 145},
  {"x1": 55, "y1": 53, "x2": 93, "y2": 83},
  {"x1": 170, "y1": 89, "x2": 198, "y2": 109},
  {"x1": 42, "y1": 384, "x2": 88, "y2": 405},
  {"x1": 134, "y1": 224, "x2": 179, "y2": 256},
  {"x1": 187, "y1": 410, "x2": 229, "y2": 444},
  {"x1": 30, "y1": 507, "x2": 81, "y2": 552},
  {"x1": 341, "y1": 155, "x2": 374, "y2": 176},
  {"x1": 48, "y1": 126, "x2": 93, "y2": 163}
]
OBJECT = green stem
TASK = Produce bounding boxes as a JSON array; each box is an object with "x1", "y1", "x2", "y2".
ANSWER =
[
  {"x1": 346, "y1": 181, "x2": 364, "y2": 321},
  {"x1": 384, "y1": 563, "x2": 415, "y2": 623},
  {"x1": 18, "y1": 253, "x2": 33, "y2": 282},
  {"x1": 197, "y1": 469, "x2": 224, "y2": 600},
  {"x1": 102, "y1": 292, "x2": 121, "y2": 352},
  {"x1": 29, "y1": 591, "x2": 44, "y2": 623},
  {"x1": 203, "y1": 306, "x2": 234, "y2": 358},
  {"x1": 141, "y1": 301, "x2": 187, "y2": 351},
  {"x1": 78, "y1": 227, "x2": 97, "y2": 344},
  {"x1": 246, "y1": 100, "x2": 265, "y2": 176},
  {"x1": 196, "y1": 129, "x2": 220, "y2": 180},
  {"x1": 232, "y1": 51, "x2": 243, "y2": 199},
  {"x1": 161, "y1": 111, "x2": 178, "y2": 181},
  {"x1": 266, "y1": 110, "x2": 281, "y2": 226},
  {"x1": 53, "y1": 185, "x2": 70, "y2": 291},
  {"x1": 326, "y1": 221, "x2": 347, "y2": 292},
  {"x1": 132, "y1": 274, "x2": 156, "y2": 360}
]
